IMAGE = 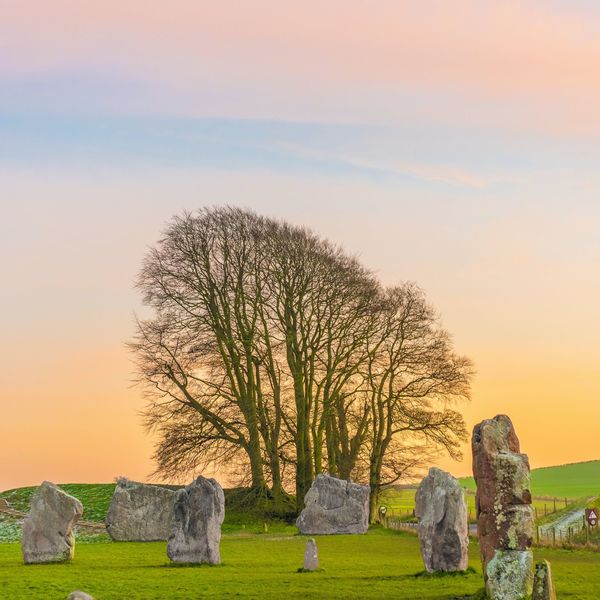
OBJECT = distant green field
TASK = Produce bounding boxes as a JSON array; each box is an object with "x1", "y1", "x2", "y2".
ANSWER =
[
  {"x1": 378, "y1": 487, "x2": 564, "y2": 523},
  {"x1": 378, "y1": 460, "x2": 600, "y2": 523},
  {"x1": 459, "y1": 459, "x2": 600, "y2": 499}
]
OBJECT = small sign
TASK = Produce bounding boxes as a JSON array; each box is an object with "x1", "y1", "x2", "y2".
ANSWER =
[{"x1": 586, "y1": 508, "x2": 598, "y2": 527}]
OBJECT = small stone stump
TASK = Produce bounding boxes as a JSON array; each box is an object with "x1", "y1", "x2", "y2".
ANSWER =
[
  {"x1": 167, "y1": 476, "x2": 224, "y2": 564},
  {"x1": 105, "y1": 479, "x2": 175, "y2": 541},
  {"x1": 472, "y1": 415, "x2": 534, "y2": 599},
  {"x1": 21, "y1": 481, "x2": 83, "y2": 564},
  {"x1": 296, "y1": 474, "x2": 369, "y2": 535},
  {"x1": 532, "y1": 560, "x2": 557, "y2": 600},
  {"x1": 303, "y1": 538, "x2": 319, "y2": 571},
  {"x1": 414, "y1": 467, "x2": 468, "y2": 572},
  {"x1": 66, "y1": 592, "x2": 94, "y2": 600}
]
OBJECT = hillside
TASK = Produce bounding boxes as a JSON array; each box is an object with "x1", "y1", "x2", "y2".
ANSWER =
[
  {"x1": 459, "y1": 459, "x2": 600, "y2": 499},
  {"x1": 0, "y1": 483, "x2": 116, "y2": 522}
]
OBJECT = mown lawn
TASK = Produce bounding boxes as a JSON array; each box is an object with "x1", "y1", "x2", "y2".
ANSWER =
[{"x1": 1, "y1": 529, "x2": 599, "y2": 599}]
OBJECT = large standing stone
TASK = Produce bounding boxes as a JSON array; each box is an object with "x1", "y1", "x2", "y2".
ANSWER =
[
  {"x1": 21, "y1": 481, "x2": 83, "y2": 564},
  {"x1": 105, "y1": 479, "x2": 175, "y2": 541},
  {"x1": 532, "y1": 560, "x2": 557, "y2": 600},
  {"x1": 472, "y1": 415, "x2": 534, "y2": 599},
  {"x1": 414, "y1": 467, "x2": 469, "y2": 572},
  {"x1": 303, "y1": 538, "x2": 319, "y2": 571},
  {"x1": 296, "y1": 474, "x2": 369, "y2": 535},
  {"x1": 167, "y1": 476, "x2": 224, "y2": 564}
]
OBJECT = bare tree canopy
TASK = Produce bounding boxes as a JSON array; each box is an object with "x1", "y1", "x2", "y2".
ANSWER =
[{"x1": 131, "y1": 207, "x2": 474, "y2": 514}]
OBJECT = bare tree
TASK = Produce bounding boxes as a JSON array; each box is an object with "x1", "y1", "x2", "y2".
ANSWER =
[
  {"x1": 260, "y1": 220, "x2": 379, "y2": 506},
  {"x1": 362, "y1": 284, "x2": 473, "y2": 520},
  {"x1": 131, "y1": 208, "x2": 473, "y2": 515}
]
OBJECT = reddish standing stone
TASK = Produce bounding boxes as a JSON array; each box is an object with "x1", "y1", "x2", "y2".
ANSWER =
[{"x1": 472, "y1": 415, "x2": 534, "y2": 576}]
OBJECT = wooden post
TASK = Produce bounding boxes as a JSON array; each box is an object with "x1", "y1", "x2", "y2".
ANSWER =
[
  {"x1": 544, "y1": 504, "x2": 547, "y2": 515},
  {"x1": 536, "y1": 526, "x2": 540, "y2": 544},
  {"x1": 554, "y1": 498, "x2": 557, "y2": 513},
  {"x1": 587, "y1": 522, "x2": 591, "y2": 543},
  {"x1": 552, "y1": 527, "x2": 556, "y2": 545},
  {"x1": 565, "y1": 497, "x2": 568, "y2": 509}
]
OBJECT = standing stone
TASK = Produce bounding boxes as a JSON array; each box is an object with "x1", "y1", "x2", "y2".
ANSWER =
[
  {"x1": 296, "y1": 474, "x2": 369, "y2": 535},
  {"x1": 66, "y1": 592, "x2": 94, "y2": 600},
  {"x1": 21, "y1": 481, "x2": 83, "y2": 564},
  {"x1": 414, "y1": 467, "x2": 469, "y2": 572},
  {"x1": 303, "y1": 538, "x2": 319, "y2": 571},
  {"x1": 532, "y1": 560, "x2": 557, "y2": 600},
  {"x1": 105, "y1": 479, "x2": 175, "y2": 541},
  {"x1": 167, "y1": 476, "x2": 224, "y2": 564},
  {"x1": 472, "y1": 415, "x2": 534, "y2": 599}
]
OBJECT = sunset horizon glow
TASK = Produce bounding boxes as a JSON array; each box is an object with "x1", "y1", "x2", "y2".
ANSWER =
[{"x1": 1, "y1": 1, "x2": 599, "y2": 492}]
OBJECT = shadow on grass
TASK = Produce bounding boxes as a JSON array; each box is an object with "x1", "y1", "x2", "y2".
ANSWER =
[
  {"x1": 447, "y1": 590, "x2": 486, "y2": 600},
  {"x1": 157, "y1": 562, "x2": 225, "y2": 569},
  {"x1": 414, "y1": 566, "x2": 478, "y2": 578},
  {"x1": 296, "y1": 567, "x2": 326, "y2": 573}
]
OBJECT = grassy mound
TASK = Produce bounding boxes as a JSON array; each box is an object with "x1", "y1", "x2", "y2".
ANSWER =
[
  {"x1": 0, "y1": 483, "x2": 297, "y2": 538},
  {"x1": 0, "y1": 484, "x2": 116, "y2": 522}
]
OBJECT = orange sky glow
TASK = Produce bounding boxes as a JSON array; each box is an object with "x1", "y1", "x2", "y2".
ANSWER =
[{"x1": 1, "y1": 1, "x2": 600, "y2": 491}]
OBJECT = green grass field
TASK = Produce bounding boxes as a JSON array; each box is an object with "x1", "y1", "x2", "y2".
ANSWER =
[
  {"x1": 3, "y1": 474, "x2": 600, "y2": 598},
  {"x1": 1, "y1": 529, "x2": 600, "y2": 599},
  {"x1": 458, "y1": 460, "x2": 600, "y2": 499}
]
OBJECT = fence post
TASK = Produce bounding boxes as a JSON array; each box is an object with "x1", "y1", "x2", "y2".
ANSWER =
[
  {"x1": 536, "y1": 526, "x2": 539, "y2": 544},
  {"x1": 565, "y1": 497, "x2": 568, "y2": 509},
  {"x1": 553, "y1": 498, "x2": 557, "y2": 513},
  {"x1": 544, "y1": 504, "x2": 547, "y2": 515},
  {"x1": 552, "y1": 527, "x2": 556, "y2": 546},
  {"x1": 587, "y1": 523, "x2": 590, "y2": 543}
]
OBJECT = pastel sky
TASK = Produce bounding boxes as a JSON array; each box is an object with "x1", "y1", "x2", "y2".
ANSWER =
[{"x1": 1, "y1": 1, "x2": 600, "y2": 491}]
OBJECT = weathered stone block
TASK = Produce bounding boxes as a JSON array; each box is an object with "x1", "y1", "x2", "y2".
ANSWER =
[
  {"x1": 472, "y1": 415, "x2": 534, "y2": 579},
  {"x1": 485, "y1": 550, "x2": 533, "y2": 600},
  {"x1": 414, "y1": 467, "x2": 469, "y2": 572},
  {"x1": 532, "y1": 559, "x2": 557, "y2": 600},
  {"x1": 21, "y1": 481, "x2": 83, "y2": 564},
  {"x1": 296, "y1": 474, "x2": 369, "y2": 535},
  {"x1": 105, "y1": 479, "x2": 175, "y2": 541},
  {"x1": 303, "y1": 538, "x2": 319, "y2": 571},
  {"x1": 167, "y1": 476, "x2": 224, "y2": 564}
]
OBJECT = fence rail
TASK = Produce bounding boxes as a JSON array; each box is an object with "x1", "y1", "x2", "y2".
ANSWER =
[{"x1": 382, "y1": 511, "x2": 598, "y2": 549}]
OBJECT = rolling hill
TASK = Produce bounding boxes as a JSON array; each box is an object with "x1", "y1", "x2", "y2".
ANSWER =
[{"x1": 459, "y1": 459, "x2": 600, "y2": 499}]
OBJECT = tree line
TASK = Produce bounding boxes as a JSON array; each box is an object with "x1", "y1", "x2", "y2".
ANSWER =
[{"x1": 131, "y1": 207, "x2": 473, "y2": 517}]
